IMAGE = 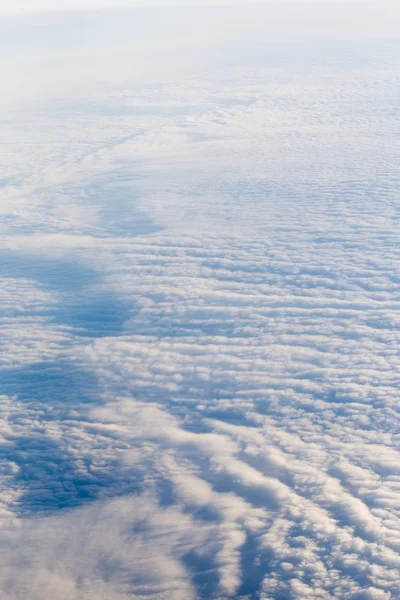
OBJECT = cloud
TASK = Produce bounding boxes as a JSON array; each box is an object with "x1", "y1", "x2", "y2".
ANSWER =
[
  {"x1": 0, "y1": 7, "x2": 399, "y2": 599},
  {"x1": 0, "y1": 492, "x2": 206, "y2": 600}
]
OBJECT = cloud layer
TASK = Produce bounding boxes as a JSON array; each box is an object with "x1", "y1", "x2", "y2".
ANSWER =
[{"x1": 0, "y1": 6, "x2": 399, "y2": 599}]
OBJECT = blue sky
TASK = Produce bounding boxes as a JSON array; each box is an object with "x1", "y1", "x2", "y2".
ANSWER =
[{"x1": 0, "y1": 3, "x2": 399, "y2": 600}]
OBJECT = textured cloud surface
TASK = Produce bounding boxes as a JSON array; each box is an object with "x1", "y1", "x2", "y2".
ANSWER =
[{"x1": 0, "y1": 4, "x2": 399, "y2": 599}]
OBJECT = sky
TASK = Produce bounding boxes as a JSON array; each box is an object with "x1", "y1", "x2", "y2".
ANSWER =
[
  {"x1": 0, "y1": 2, "x2": 400, "y2": 600},
  {"x1": 0, "y1": 0, "x2": 399, "y2": 24},
  {"x1": 0, "y1": 0, "x2": 393, "y2": 12}
]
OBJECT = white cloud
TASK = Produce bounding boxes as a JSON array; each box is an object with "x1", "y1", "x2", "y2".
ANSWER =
[
  {"x1": 0, "y1": 492, "x2": 206, "y2": 600},
  {"x1": 0, "y1": 7, "x2": 399, "y2": 598}
]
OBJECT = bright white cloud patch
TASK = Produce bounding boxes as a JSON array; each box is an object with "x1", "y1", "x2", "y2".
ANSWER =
[{"x1": 0, "y1": 3, "x2": 399, "y2": 600}]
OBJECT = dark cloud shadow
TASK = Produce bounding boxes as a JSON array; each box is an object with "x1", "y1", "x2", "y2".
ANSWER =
[
  {"x1": 59, "y1": 291, "x2": 133, "y2": 338},
  {"x1": 1, "y1": 251, "x2": 97, "y2": 292},
  {"x1": 182, "y1": 548, "x2": 220, "y2": 600},
  {"x1": 79, "y1": 181, "x2": 162, "y2": 238},
  {"x1": 237, "y1": 536, "x2": 277, "y2": 600},
  {"x1": 1, "y1": 359, "x2": 101, "y2": 408},
  {"x1": 2, "y1": 431, "x2": 143, "y2": 515},
  {"x1": 1, "y1": 249, "x2": 136, "y2": 337},
  {"x1": 0, "y1": 360, "x2": 145, "y2": 515},
  {"x1": 0, "y1": 245, "x2": 141, "y2": 515}
]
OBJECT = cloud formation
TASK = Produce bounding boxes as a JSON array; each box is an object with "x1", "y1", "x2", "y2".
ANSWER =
[{"x1": 0, "y1": 5, "x2": 399, "y2": 599}]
